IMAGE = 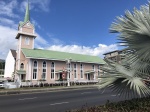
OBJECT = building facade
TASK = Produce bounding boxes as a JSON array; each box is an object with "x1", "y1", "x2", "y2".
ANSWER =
[
  {"x1": 0, "y1": 59, "x2": 5, "y2": 78},
  {"x1": 103, "y1": 50, "x2": 125, "y2": 63},
  {"x1": 4, "y1": 49, "x2": 16, "y2": 78},
  {"x1": 13, "y1": 2, "x2": 105, "y2": 85}
]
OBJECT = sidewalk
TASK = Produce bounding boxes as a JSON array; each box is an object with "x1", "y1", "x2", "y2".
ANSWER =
[{"x1": 0, "y1": 85, "x2": 99, "y2": 95}]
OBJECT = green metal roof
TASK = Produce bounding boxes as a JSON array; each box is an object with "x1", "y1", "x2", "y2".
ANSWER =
[{"x1": 22, "y1": 48, "x2": 105, "y2": 64}]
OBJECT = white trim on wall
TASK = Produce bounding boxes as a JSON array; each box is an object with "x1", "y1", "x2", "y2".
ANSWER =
[
  {"x1": 32, "y1": 60, "x2": 38, "y2": 80},
  {"x1": 28, "y1": 59, "x2": 32, "y2": 80},
  {"x1": 80, "y1": 63, "x2": 84, "y2": 79},
  {"x1": 50, "y1": 62, "x2": 55, "y2": 80},
  {"x1": 42, "y1": 61, "x2": 47, "y2": 80},
  {"x1": 18, "y1": 36, "x2": 22, "y2": 70}
]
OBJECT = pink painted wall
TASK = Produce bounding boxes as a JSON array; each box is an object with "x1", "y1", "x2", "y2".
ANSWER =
[{"x1": 29, "y1": 59, "x2": 103, "y2": 83}]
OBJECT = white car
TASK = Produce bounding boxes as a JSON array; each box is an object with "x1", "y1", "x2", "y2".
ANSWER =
[{"x1": 0, "y1": 82, "x2": 4, "y2": 88}]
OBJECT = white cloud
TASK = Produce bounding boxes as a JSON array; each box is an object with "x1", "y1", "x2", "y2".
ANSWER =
[
  {"x1": 34, "y1": 33, "x2": 49, "y2": 48},
  {"x1": 46, "y1": 44, "x2": 118, "y2": 58},
  {"x1": 0, "y1": 0, "x2": 117, "y2": 60},
  {"x1": 30, "y1": 0, "x2": 51, "y2": 12},
  {"x1": 31, "y1": 19, "x2": 41, "y2": 29},
  {"x1": 0, "y1": 18, "x2": 18, "y2": 29},
  {"x1": 0, "y1": 25, "x2": 17, "y2": 59},
  {"x1": 0, "y1": 23, "x2": 118, "y2": 59},
  {"x1": 0, "y1": 24, "x2": 49, "y2": 59},
  {"x1": 0, "y1": 0, "x2": 18, "y2": 18},
  {"x1": 20, "y1": 0, "x2": 51, "y2": 12}
]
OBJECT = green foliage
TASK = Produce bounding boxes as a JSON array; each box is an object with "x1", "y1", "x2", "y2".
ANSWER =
[
  {"x1": 98, "y1": 2, "x2": 150, "y2": 97},
  {"x1": 67, "y1": 97, "x2": 150, "y2": 112}
]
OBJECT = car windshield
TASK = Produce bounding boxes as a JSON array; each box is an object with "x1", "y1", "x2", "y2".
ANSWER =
[{"x1": 0, "y1": 82, "x2": 4, "y2": 84}]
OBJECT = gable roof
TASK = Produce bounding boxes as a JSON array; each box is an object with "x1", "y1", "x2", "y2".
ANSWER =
[
  {"x1": 22, "y1": 48, "x2": 105, "y2": 64},
  {"x1": 10, "y1": 49, "x2": 16, "y2": 59}
]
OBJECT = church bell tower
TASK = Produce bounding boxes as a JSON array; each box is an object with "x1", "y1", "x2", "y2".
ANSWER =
[{"x1": 15, "y1": 0, "x2": 36, "y2": 81}]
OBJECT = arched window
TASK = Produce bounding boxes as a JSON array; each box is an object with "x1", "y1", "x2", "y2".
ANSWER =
[
  {"x1": 34, "y1": 61, "x2": 37, "y2": 67},
  {"x1": 33, "y1": 61, "x2": 37, "y2": 79},
  {"x1": 92, "y1": 65, "x2": 95, "y2": 70},
  {"x1": 98, "y1": 65, "x2": 100, "y2": 76},
  {"x1": 25, "y1": 37, "x2": 30, "y2": 45},
  {"x1": 20, "y1": 63, "x2": 24, "y2": 69},
  {"x1": 80, "y1": 64, "x2": 83, "y2": 78},
  {"x1": 51, "y1": 62, "x2": 55, "y2": 79},
  {"x1": 42, "y1": 61, "x2": 46, "y2": 79},
  {"x1": 68, "y1": 63, "x2": 71, "y2": 79},
  {"x1": 74, "y1": 64, "x2": 77, "y2": 78}
]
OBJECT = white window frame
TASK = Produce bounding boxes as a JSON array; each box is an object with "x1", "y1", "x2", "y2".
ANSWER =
[
  {"x1": 80, "y1": 64, "x2": 84, "y2": 79},
  {"x1": 51, "y1": 62, "x2": 55, "y2": 79},
  {"x1": 32, "y1": 60, "x2": 38, "y2": 80},
  {"x1": 42, "y1": 61, "x2": 47, "y2": 80},
  {"x1": 20, "y1": 63, "x2": 24, "y2": 70},
  {"x1": 74, "y1": 64, "x2": 77, "y2": 79}
]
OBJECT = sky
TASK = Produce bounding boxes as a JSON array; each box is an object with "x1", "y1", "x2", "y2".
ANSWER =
[{"x1": 0, "y1": 0, "x2": 148, "y2": 59}]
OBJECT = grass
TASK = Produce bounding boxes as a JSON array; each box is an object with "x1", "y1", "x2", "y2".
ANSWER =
[{"x1": 67, "y1": 96, "x2": 150, "y2": 112}]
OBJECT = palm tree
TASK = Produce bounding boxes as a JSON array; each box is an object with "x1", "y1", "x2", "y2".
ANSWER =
[{"x1": 98, "y1": 2, "x2": 150, "y2": 97}]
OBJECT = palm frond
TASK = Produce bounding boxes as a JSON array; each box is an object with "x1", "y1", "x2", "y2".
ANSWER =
[
  {"x1": 98, "y1": 59, "x2": 150, "y2": 97},
  {"x1": 110, "y1": 3, "x2": 150, "y2": 74}
]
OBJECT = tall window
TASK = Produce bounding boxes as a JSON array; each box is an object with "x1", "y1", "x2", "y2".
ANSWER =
[
  {"x1": 92, "y1": 65, "x2": 95, "y2": 71},
  {"x1": 33, "y1": 61, "x2": 37, "y2": 79},
  {"x1": 51, "y1": 62, "x2": 55, "y2": 79},
  {"x1": 20, "y1": 63, "x2": 24, "y2": 70},
  {"x1": 80, "y1": 64, "x2": 83, "y2": 78},
  {"x1": 98, "y1": 65, "x2": 100, "y2": 76},
  {"x1": 68, "y1": 63, "x2": 71, "y2": 79},
  {"x1": 92, "y1": 65, "x2": 95, "y2": 79},
  {"x1": 42, "y1": 61, "x2": 46, "y2": 79},
  {"x1": 74, "y1": 64, "x2": 77, "y2": 78},
  {"x1": 25, "y1": 37, "x2": 30, "y2": 45}
]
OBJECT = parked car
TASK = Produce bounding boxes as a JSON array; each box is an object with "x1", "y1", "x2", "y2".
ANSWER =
[{"x1": 0, "y1": 81, "x2": 4, "y2": 88}]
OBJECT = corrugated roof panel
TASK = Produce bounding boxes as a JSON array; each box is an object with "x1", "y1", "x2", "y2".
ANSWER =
[{"x1": 22, "y1": 48, "x2": 105, "y2": 64}]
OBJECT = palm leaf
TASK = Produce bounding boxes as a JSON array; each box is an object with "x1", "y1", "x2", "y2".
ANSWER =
[
  {"x1": 98, "y1": 59, "x2": 150, "y2": 97},
  {"x1": 110, "y1": 3, "x2": 150, "y2": 74}
]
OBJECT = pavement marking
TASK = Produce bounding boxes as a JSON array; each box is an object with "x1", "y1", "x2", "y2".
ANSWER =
[
  {"x1": 0, "y1": 87, "x2": 97, "y2": 96},
  {"x1": 50, "y1": 102, "x2": 69, "y2": 106},
  {"x1": 19, "y1": 97, "x2": 37, "y2": 100},
  {"x1": 111, "y1": 94, "x2": 120, "y2": 97},
  {"x1": 81, "y1": 92, "x2": 92, "y2": 94}
]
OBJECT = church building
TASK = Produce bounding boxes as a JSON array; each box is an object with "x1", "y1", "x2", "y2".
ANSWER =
[{"x1": 7, "y1": 1, "x2": 105, "y2": 85}]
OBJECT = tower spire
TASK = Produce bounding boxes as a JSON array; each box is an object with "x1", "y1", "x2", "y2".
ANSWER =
[{"x1": 24, "y1": 0, "x2": 30, "y2": 23}]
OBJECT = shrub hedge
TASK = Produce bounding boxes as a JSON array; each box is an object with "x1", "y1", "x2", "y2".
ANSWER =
[{"x1": 67, "y1": 96, "x2": 150, "y2": 112}]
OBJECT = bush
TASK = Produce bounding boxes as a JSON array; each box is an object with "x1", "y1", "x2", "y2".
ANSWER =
[{"x1": 67, "y1": 96, "x2": 150, "y2": 112}]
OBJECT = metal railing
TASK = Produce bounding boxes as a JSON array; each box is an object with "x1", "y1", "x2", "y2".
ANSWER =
[{"x1": 19, "y1": 80, "x2": 98, "y2": 87}]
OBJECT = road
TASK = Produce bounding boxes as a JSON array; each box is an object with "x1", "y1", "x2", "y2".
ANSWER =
[{"x1": 0, "y1": 87, "x2": 137, "y2": 112}]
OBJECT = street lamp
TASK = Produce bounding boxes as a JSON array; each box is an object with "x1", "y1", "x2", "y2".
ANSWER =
[{"x1": 66, "y1": 58, "x2": 72, "y2": 86}]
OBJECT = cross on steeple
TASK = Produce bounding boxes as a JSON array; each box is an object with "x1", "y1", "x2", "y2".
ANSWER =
[{"x1": 24, "y1": 0, "x2": 30, "y2": 23}]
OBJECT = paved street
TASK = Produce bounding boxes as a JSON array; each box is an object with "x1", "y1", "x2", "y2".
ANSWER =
[{"x1": 0, "y1": 87, "x2": 137, "y2": 112}]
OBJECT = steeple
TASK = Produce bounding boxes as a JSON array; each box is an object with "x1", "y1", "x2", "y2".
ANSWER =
[{"x1": 24, "y1": 0, "x2": 30, "y2": 23}]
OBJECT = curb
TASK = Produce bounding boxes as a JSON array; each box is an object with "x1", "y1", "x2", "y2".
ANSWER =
[{"x1": 0, "y1": 85, "x2": 99, "y2": 95}]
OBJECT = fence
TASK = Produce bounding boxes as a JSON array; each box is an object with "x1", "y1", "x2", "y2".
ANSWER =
[{"x1": 20, "y1": 80, "x2": 98, "y2": 88}]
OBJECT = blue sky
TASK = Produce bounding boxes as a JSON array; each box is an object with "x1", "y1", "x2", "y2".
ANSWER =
[{"x1": 0, "y1": 0, "x2": 148, "y2": 59}]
